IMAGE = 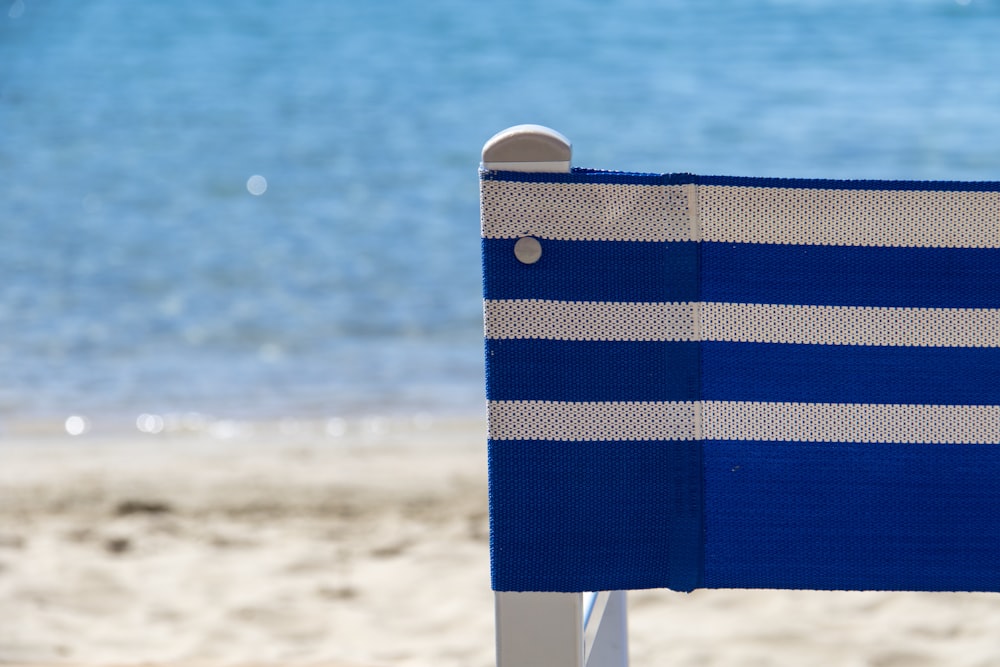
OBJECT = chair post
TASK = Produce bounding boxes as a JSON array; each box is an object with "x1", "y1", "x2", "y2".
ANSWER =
[
  {"x1": 494, "y1": 591, "x2": 629, "y2": 667},
  {"x1": 496, "y1": 592, "x2": 584, "y2": 667},
  {"x1": 481, "y1": 124, "x2": 572, "y2": 173},
  {"x1": 484, "y1": 125, "x2": 629, "y2": 667},
  {"x1": 584, "y1": 591, "x2": 629, "y2": 667}
]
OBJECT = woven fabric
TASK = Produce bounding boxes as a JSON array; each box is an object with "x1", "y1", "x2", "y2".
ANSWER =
[{"x1": 482, "y1": 169, "x2": 1000, "y2": 593}]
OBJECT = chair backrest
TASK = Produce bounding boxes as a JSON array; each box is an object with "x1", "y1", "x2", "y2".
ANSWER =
[{"x1": 482, "y1": 125, "x2": 1000, "y2": 598}]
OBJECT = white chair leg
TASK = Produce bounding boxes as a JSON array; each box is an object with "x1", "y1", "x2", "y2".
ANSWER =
[
  {"x1": 584, "y1": 591, "x2": 629, "y2": 667},
  {"x1": 495, "y1": 591, "x2": 584, "y2": 667},
  {"x1": 494, "y1": 591, "x2": 629, "y2": 667}
]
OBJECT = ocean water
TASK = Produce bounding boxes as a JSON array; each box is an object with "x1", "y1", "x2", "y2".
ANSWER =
[{"x1": 2, "y1": 0, "x2": 999, "y2": 435}]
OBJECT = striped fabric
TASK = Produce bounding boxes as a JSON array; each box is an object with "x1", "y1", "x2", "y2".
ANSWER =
[{"x1": 482, "y1": 169, "x2": 1000, "y2": 593}]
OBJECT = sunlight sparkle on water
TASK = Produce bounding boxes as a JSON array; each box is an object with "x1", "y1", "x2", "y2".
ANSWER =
[
  {"x1": 246, "y1": 174, "x2": 268, "y2": 195},
  {"x1": 65, "y1": 415, "x2": 90, "y2": 436},
  {"x1": 136, "y1": 413, "x2": 165, "y2": 434}
]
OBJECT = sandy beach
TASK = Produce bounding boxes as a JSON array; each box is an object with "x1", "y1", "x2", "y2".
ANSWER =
[{"x1": 4, "y1": 416, "x2": 1000, "y2": 667}]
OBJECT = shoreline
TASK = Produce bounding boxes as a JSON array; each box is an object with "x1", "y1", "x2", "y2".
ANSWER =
[{"x1": 0, "y1": 410, "x2": 488, "y2": 446}]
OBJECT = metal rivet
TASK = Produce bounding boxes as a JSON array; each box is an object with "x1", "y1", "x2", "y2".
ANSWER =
[{"x1": 514, "y1": 236, "x2": 542, "y2": 264}]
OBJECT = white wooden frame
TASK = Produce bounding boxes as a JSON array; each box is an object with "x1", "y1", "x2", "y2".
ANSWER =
[
  {"x1": 494, "y1": 591, "x2": 628, "y2": 667},
  {"x1": 483, "y1": 125, "x2": 629, "y2": 667}
]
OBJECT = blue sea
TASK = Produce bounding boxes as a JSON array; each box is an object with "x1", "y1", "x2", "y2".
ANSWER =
[{"x1": 2, "y1": 0, "x2": 999, "y2": 435}]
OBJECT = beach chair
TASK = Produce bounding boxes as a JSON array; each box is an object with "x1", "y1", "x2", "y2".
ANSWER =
[{"x1": 480, "y1": 125, "x2": 1000, "y2": 667}]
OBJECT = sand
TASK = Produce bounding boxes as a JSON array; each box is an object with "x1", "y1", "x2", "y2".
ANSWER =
[{"x1": 3, "y1": 416, "x2": 1000, "y2": 667}]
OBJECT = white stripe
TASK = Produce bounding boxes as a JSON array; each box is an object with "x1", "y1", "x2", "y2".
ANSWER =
[
  {"x1": 481, "y1": 179, "x2": 1000, "y2": 248},
  {"x1": 480, "y1": 179, "x2": 694, "y2": 242},
  {"x1": 485, "y1": 300, "x2": 1000, "y2": 348},
  {"x1": 704, "y1": 302, "x2": 1000, "y2": 348},
  {"x1": 702, "y1": 401, "x2": 1000, "y2": 445},
  {"x1": 485, "y1": 300, "x2": 698, "y2": 341},
  {"x1": 488, "y1": 401, "x2": 699, "y2": 442},
  {"x1": 488, "y1": 400, "x2": 1000, "y2": 444},
  {"x1": 699, "y1": 185, "x2": 1000, "y2": 248}
]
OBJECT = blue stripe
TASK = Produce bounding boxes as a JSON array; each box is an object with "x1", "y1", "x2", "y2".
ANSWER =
[
  {"x1": 704, "y1": 440, "x2": 1000, "y2": 591},
  {"x1": 703, "y1": 242, "x2": 1000, "y2": 308},
  {"x1": 481, "y1": 168, "x2": 697, "y2": 186},
  {"x1": 484, "y1": 237, "x2": 1000, "y2": 308},
  {"x1": 490, "y1": 438, "x2": 703, "y2": 592},
  {"x1": 485, "y1": 339, "x2": 700, "y2": 402},
  {"x1": 483, "y1": 238, "x2": 700, "y2": 303},
  {"x1": 487, "y1": 338, "x2": 1000, "y2": 405},
  {"x1": 483, "y1": 169, "x2": 1000, "y2": 193},
  {"x1": 697, "y1": 174, "x2": 1000, "y2": 192},
  {"x1": 702, "y1": 342, "x2": 1000, "y2": 406}
]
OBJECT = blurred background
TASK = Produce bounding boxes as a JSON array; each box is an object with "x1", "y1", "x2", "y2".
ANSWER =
[{"x1": 2, "y1": 0, "x2": 999, "y2": 437}]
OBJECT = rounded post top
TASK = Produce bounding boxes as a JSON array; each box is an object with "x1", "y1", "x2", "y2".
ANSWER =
[{"x1": 481, "y1": 125, "x2": 571, "y2": 173}]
